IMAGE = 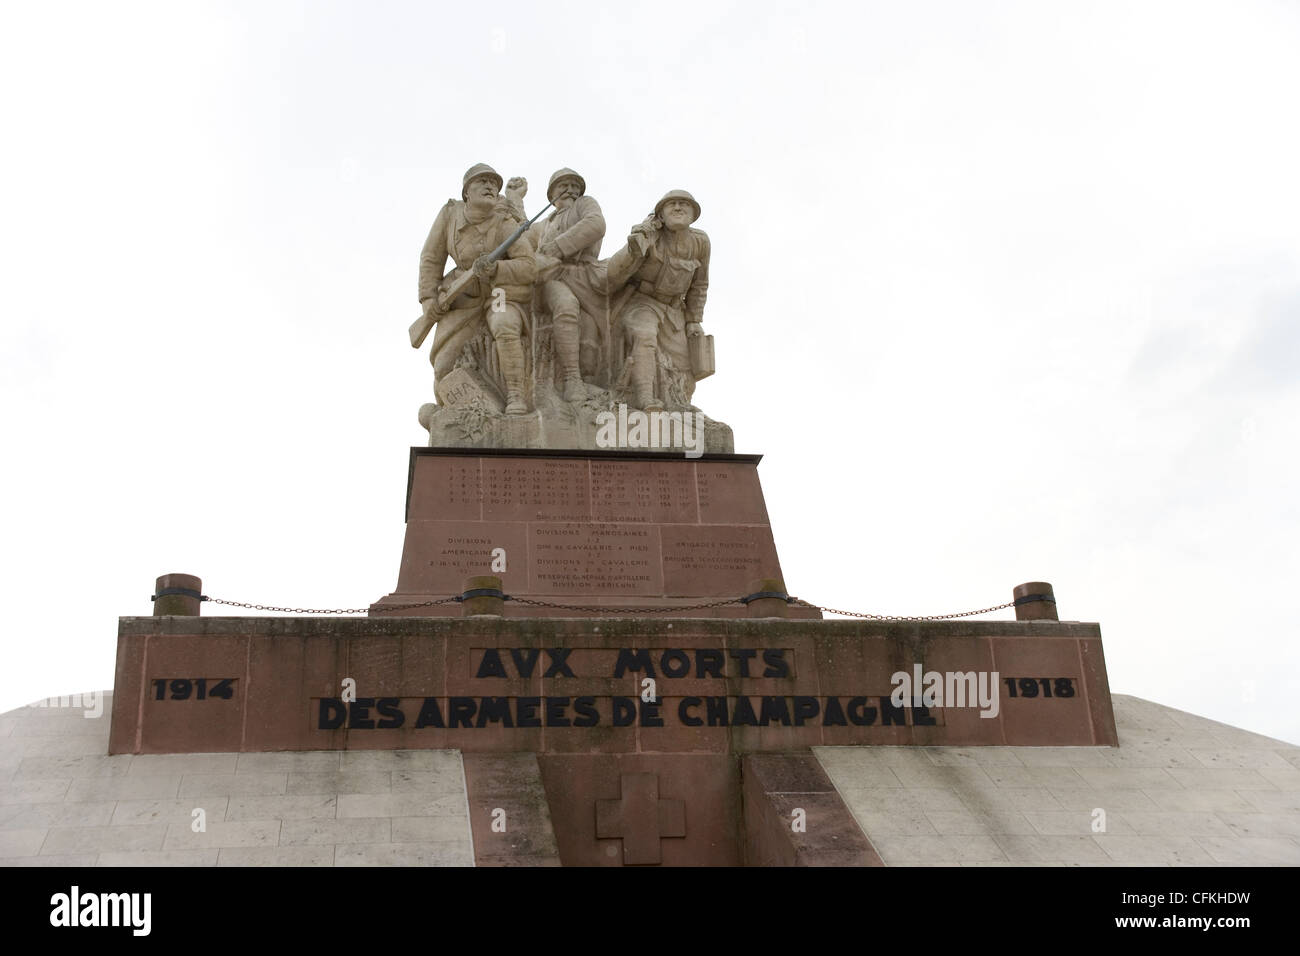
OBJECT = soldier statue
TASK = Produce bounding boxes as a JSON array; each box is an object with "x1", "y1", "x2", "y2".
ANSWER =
[
  {"x1": 417, "y1": 163, "x2": 536, "y2": 415},
  {"x1": 606, "y1": 190, "x2": 710, "y2": 411},
  {"x1": 527, "y1": 168, "x2": 609, "y2": 401}
]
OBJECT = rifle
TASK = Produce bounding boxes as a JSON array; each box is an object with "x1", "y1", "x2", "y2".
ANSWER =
[{"x1": 409, "y1": 201, "x2": 553, "y2": 349}]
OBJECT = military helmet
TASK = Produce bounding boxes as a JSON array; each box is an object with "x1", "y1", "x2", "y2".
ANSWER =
[
  {"x1": 654, "y1": 188, "x2": 701, "y2": 223},
  {"x1": 547, "y1": 168, "x2": 586, "y2": 203},
  {"x1": 462, "y1": 163, "x2": 503, "y2": 200}
]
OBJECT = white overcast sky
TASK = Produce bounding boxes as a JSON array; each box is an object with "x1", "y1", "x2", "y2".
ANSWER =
[{"x1": 2, "y1": 1, "x2": 1297, "y2": 743}]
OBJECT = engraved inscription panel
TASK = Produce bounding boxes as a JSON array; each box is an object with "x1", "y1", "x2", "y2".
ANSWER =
[
  {"x1": 660, "y1": 525, "x2": 780, "y2": 596},
  {"x1": 529, "y1": 523, "x2": 663, "y2": 594},
  {"x1": 397, "y1": 520, "x2": 529, "y2": 593},
  {"x1": 590, "y1": 460, "x2": 698, "y2": 524},
  {"x1": 408, "y1": 456, "x2": 483, "y2": 522},
  {"x1": 394, "y1": 454, "x2": 789, "y2": 607},
  {"x1": 696, "y1": 464, "x2": 769, "y2": 525},
  {"x1": 483, "y1": 458, "x2": 591, "y2": 522}
]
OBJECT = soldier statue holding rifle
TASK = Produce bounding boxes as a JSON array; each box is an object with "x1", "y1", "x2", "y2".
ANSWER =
[{"x1": 413, "y1": 163, "x2": 546, "y2": 416}]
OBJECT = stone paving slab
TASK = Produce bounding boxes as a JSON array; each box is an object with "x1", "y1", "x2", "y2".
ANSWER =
[
  {"x1": 96, "y1": 849, "x2": 219, "y2": 867},
  {"x1": 0, "y1": 853, "x2": 97, "y2": 867},
  {"x1": 179, "y1": 773, "x2": 289, "y2": 797},
  {"x1": 334, "y1": 842, "x2": 474, "y2": 866},
  {"x1": 111, "y1": 797, "x2": 230, "y2": 826},
  {"x1": 226, "y1": 794, "x2": 337, "y2": 821},
  {"x1": 0, "y1": 801, "x2": 117, "y2": 830},
  {"x1": 216, "y1": 845, "x2": 335, "y2": 866},
  {"x1": 41, "y1": 824, "x2": 168, "y2": 855},
  {"x1": 163, "y1": 820, "x2": 282, "y2": 850},
  {"x1": 287, "y1": 771, "x2": 391, "y2": 795},
  {"x1": 279, "y1": 818, "x2": 392, "y2": 846}
]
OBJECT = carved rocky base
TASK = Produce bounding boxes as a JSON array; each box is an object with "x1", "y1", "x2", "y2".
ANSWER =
[{"x1": 419, "y1": 367, "x2": 734, "y2": 454}]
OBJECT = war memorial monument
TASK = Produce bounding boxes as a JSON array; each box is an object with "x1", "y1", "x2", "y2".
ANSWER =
[{"x1": 5, "y1": 164, "x2": 1298, "y2": 872}]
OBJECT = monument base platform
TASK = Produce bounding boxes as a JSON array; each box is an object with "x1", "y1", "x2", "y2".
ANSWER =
[{"x1": 109, "y1": 613, "x2": 1117, "y2": 865}]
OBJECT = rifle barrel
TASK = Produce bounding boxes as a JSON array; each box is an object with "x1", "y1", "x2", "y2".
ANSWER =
[{"x1": 488, "y1": 201, "x2": 553, "y2": 262}]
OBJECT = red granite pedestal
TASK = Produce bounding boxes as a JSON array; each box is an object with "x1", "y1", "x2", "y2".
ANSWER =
[{"x1": 371, "y1": 448, "x2": 821, "y2": 619}]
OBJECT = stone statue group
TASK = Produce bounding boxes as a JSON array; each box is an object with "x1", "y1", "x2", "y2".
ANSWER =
[{"x1": 411, "y1": 164, "x2": 716, "y2": 443}]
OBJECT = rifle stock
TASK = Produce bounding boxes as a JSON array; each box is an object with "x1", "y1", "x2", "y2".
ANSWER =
[
  {"x1": 436, "y1": 269, "x2": 480, "y2": 313},
  {"x1": 409, "y1": 312, "x2": 435, "y2": 349},
  {"x1": 408, "y1": 269, "x2": 482, "y2": 349},
  {"x1": 408, "y1": 201, "x2": 554, "y2": 351}
]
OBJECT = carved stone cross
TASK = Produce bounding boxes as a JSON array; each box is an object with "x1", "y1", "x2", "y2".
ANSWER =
[{"x1": 595, "y1": 772, "x2": 686, "y2": 865}]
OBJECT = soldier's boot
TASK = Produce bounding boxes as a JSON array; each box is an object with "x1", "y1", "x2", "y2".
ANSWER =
[
  {"x1": 553, "y1": 311, "x2": 584, "y2": 402},
  {"x1": 496, "y1": 331, "x2": 528, "y2": 415},
  {"x1": 629, "y1": 340, "x2": 663, "y2": 412},
  {"x1": 579, "y1": 341, "x2": 600, "y2": 382}
]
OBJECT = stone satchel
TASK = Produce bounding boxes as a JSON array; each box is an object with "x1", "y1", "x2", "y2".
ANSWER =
[{"x1": 689, "y1": 333, "x2": 715, "y2": 380}]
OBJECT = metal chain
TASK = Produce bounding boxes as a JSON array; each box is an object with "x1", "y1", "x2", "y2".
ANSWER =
[
  {"x1": 201, "y1": 595, "x2": 1015, "y2": 620},
  {"x1": 203, "y1": 596, "x2": 460, "y2": 615},
  {"x1": 789, "y1": 599, "x2": 1016, "y2": 621},
  {"x1": 508, "y1": 597, "x2": 744, "y2": 614},
  {"x1": 371, "y1": 598, "x2": 463, "y2": 613}
]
